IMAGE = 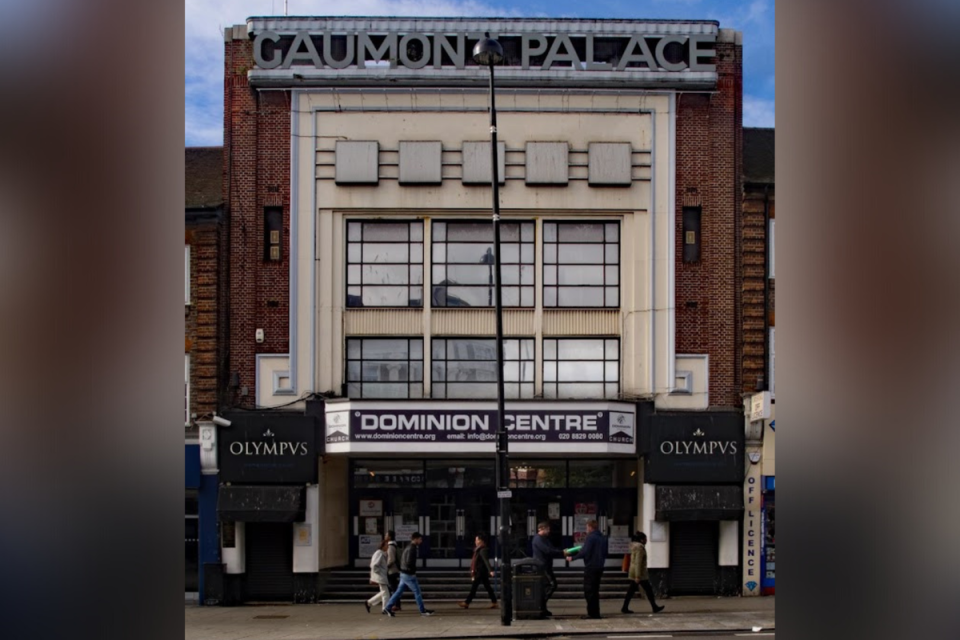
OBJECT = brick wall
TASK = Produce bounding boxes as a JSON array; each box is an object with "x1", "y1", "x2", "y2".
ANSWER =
[
  {"x1": 741, "y1": 186, "x2": 773, "y2": 393},
  {"x1": 185, "y1": 220, "x2": 224, "y2": 436},
  {"x1": 674, "y1": 38, "x2": 743, "y2": 409},
  {"x1": 224, "y1": 31, "x2": 292, "y2": 409}
]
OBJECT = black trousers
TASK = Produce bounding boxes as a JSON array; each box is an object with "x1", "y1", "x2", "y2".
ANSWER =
[
  {"x1": 465, "y1": 573, "x2": 497, "y2": 604},
  {"x1": 622, "y1": 579, "x2": 660, "y2": 611},
  {"x1": 583, "y1": 567, "x2": 605, "y2": 618},
  {"x1": 387, "y1": 573, "x2": 401, "y2": 607},
  {"x1": 541, "y1": 566, "x2": 558, "y2": 611}
]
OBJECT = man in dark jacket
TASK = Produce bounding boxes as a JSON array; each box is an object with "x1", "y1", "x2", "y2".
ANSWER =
[
  {"x1": 458, "y1": 532, "x2": 498, "y2": 609},
  {"x1": 385, "y1": 530, "x2": 402, "y2": 610},
  {"x1": 566, "y1": 519, "x2": 608, "y2": 619},
  {"x1": 383, "y1": 532, "x2": 434, "y2": 616},
  {"x1": 532, "y1": 521, "x2": 565, "y2": 616}
]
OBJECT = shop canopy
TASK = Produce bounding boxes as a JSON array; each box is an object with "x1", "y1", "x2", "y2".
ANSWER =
[
  {"x1": 655, "y1": 485, "x2": 743, "y2": 521},
  {"x1": 217, "y1": 485, "x2": 306, "y2": 522}
]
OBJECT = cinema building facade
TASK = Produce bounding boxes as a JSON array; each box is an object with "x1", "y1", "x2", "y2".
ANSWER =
[{"x1": 209, "y1": 16, "x2": 745, "y2": 604}]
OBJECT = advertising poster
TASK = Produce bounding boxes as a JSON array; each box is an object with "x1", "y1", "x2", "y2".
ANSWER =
[
  {"x1": 359, "y1": 534, "x2": 380, "y2": 558},
  {"x1": 360, "y1": 499, "x2": 383, "y2": 517},
  {"x1": 365, "y1": 517, "x2": 379, "y2": 535}
]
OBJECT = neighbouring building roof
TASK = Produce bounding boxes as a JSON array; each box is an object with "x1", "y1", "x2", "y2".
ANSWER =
[
  {"x1": 743, "y1": 128, "x2": 774, "y2": 185},
  {"x1": 186, "y1": 147, "x2": 223, "y2": 209}
]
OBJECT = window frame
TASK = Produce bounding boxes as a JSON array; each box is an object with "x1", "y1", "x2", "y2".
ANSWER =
[
  {"x1": 542, "y1": 337, "x2": 620, "y2": 399},
  {"x1": 431, "y1": 337, "x2": 535, "y2": 399},
  {"x1": 345, "y1": 337, "x2": 424, "y2": 399},
  {"x1": 345, "y1": 220, "x2": 424, "y2": 308},
  {"x1": 542, "y1": 221, "x2": 620, "y2": 308}
]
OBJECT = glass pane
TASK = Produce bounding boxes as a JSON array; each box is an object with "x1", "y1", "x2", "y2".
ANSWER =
[
  {"x1": 431, "y1": 382, "x2": 446, "y2": 397},
  {"x1": 558, "y1": 382, "x2": 604, "y2": 398},
  {"x1": 411, "y1": 362, "x2": 424, "y2": 382},
  {"x1": 501, "y1": 265, "x2": 520, "y2": 285},
  {"x1": 503, "y1": 339, "x2": 519, "y2": 360},
  {"x1": 520, "y1": 287, "x2": 534, "y2": 307},
  {"x1": 521, "y1": 222, "x2": 534, "y2": 242},
  {"x1": 559, "y1": 223, "x2": 604, "y2": 242},
  {"x1": 433, "y1": 265, "x2": 446, "y2": 283},
  {"x1": 605, "y1": 287, "x2": 619, "y2": 307},
  {"x1": 605, "y1": 339, "x2": 619, "y2": 360},
  {"x1": 605, "y1": 223, "x2": 619, "y2": 242},
  {"x1": 446, "y1": 361, "x2": 498, "y2": 381},
  {"x1": 363, "y1": 243, "x2": 411, "y2": 263},
  {"x1": 543, "y1": 339, "x2": 557, "y2": 360},
  {"x1": 448, "y1": 222, "x2": 493, "y2": 242},
  {"x1": 446, "y1": 382, "x2": 496, "y2": 398},
  {"x1": 558, "y1": 339, "x2": 604, "y2": 360},
  {"x1": 410, "y1": 222, "x2": 423, "y2": 241},
  {"x1": 605, "y1": 361, "x2": 619, "y2": 382},
  {"x1": 410, "y1": 287, "x2": 423, "y2": 307},
  {"x1": 605, "y1": 244, "x2": 619, "y2": 264},
  {"x1": 448, "y1": 264, "x2": 496, "y2": 285},
  {"x1": 363, "y1": 223, "x2": 409, "y2": 242},
  {"x1": 544, "y1": 244, "x2": 557, "y2": 264},
  {"x1": 501, "y1": 287, "x2": 520, "y2": 306},
  {"x1": 520, "y1": 244, "x2": 534, "y2": 264},
  {"x1": 544, "y1": 361, "x2": 557, "y2": 381},
  {"x1": 510, "y1": 460, "x2": 566, "y2": 489},
  {"x1": 443, "y1": 286, "x2": 493, "y2": 307},
  {"x1": 520, "y1": 383, "x2": 535, "y2": 398},
  {"x1": 501, "y1": 244, "x2": 520, "y2": 263},
  {"x1": 559, "y1": 361, "x2": 604, "y2": 382},
  {"x1": 411, "y1": 244, "x2": 423, "y2": 263},
  {"x1": 568, "y1": 461, "x2": 614, "y2": 488},
  {"x1": 605, "y1": 265, "x2": 619, "y2": 285},
  {"x1": 347, "y1": 339, "x2": 362, "y2": 359},
  {"x1": 544, "y1": 287, "x2": 557, "y2": 306},
  {"x1": 346, "y1": 286, "x2": 363, "y2": 306},
  {"x1": 362, "y1": 339, "x2": 410, "y2": 360},
  {"x1": 519, "y1": 339, "x2": 535, "y2": 359},
  {"x1": 410, "y1": 265, "x2": 423, "y2": 285},
  {"x1": 348, "y1": 222, "x2": 362, "y2": 241},
  {"x1": 410, "y1": 383, "x2": 423, "y2": 398},
  {"x1": 410, "y1": 340, "x2": 423, "y2": 359},
  {"x1": 362, "y1": 362, "x2": 407, "y2": 382},
  {"x1": 433, "y1": 221, "x2": 446, "y2": 241},
  {"x1": 504, "y1": 362, "x2": 519, "y2": 381},
  {"x1": 558, "y1": 287, "x2": 604, "y2": 306},
  {"x1": 505, "y1": 383, "x2": 521, "y2": 399},
  {"x1": 559, "y1": 265, "x2": 604, "y2": 285},
  {"x1": 543, "y1": 223, "x2": 557, "y2": 242},
  {"x1": 499, "y1": 223, "x2": 520, "y2": 242},
  {"x1": 543, "y1": 383, "x2": 557, "y2": 399},
  {"x1": 347, "y1": 244, "x2": 362, "y2": 263},
  {"x1": 518, "y1": 361, "x2": 534, "y2": 382},
  {"x1": 362, "y1": 286, "x2": 409, "y2": 306},
  {"x1": 605, "y1": 383, "x2": 619, "y2": 398},
  {"x1": 347, "y1": 265, "x2": 362, "y2": 284},
  {"x1": 347, "y1": 382, "x2": 362, "y2": 397},
  {"x1": 426, "y1": 461, "x2": 495, "y2": 488},
  {"x1": 432, "y1": 340, "x2": 446, "y2": 360},
  {"x1": 362, "y1": 264, "x2": 409, "y2": 284},
  {"x1": 433, "y1": 244, "x2": 446, "y2": 263},
  {"x1": 346, "y1": 361, "x2": 361, "y2": 381},
  {"x1": 448, "y1": 339, "x2": 496, "y2": 360},
  {"x1": 558, "y1": 244, "x2": 605, "y2": 264},
  {"x1": 363, "y1": 383, "x2": 410, "y2": 398},
  {"x1": 544, "y1": 266, "x2": 557, "y2": 285},
  {"x1": 520, "y1": 265, "x2": 534, "y2": 285}
]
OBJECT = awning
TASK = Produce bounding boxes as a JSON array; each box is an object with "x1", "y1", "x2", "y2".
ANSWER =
[
  {"x1": 217, "y1": 485, "x2": 306, "y2": 523},
  {"x1": 655, "y1": 485, "x2": 743, "y2": 521}
]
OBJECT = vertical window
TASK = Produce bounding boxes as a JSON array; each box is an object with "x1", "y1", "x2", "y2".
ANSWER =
[
  {"x1": 431, "y1": 220, "x2": 534, "y2": 307},
  {"x1": 682, "y1": 206, "x2": 701, "y2": 263},
  {"x1": 543, "y1": 221, "x2": 619, "y2": 307},
  {"x1": 346, "y1": 221, "x2": 424, "y2": 307},
  {"x1": 184, "y1": 245, "x2": 190, "y2": 305},
  {"x1": 542, "y1": 338, "x2": 619, "y2": 399},
  {"x1": 264, "y1": 207, "x2": 283, "y2": 261},
  {"x1": 431, "y1": 338, "x2": 534, "y2": 399},
  {"x1": 346, "y1": 338, "x2": 423, "y2": 398},
  {"x1": 185, "y1": 354, "x2": 190, "y2": 426}
]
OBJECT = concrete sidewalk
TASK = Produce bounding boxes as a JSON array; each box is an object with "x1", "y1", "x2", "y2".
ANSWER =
[{"x1": 185, "y1": 596, "x2": 775, "y2": 639}]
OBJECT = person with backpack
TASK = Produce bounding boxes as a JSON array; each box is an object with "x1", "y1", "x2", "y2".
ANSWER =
[{"x1": 385, "y1": 530, "x2": 401, "y2": 611}]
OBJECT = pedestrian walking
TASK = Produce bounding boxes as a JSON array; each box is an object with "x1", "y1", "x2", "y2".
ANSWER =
[
  {"x1": 385, "y1": 530, "x2": 402, "y2": 611},
  {"x1": 565, "y1": 519, "x2": 608, "y2": 619},
  {"x1": 621, "y1": 531, "x2": 665, "y2": 614},
  {"x1": 532, "y1": 521, "x2": 565, "y2": 616},
  {"x1": 458, "y1": 533, "x2": 498, "y2": 609},
  {"x1": 383, "y1": 531, "x2": 434, "y2": 617},
  {"x1": 364, "y1": 538, "x2": 391, "y2": 613}
]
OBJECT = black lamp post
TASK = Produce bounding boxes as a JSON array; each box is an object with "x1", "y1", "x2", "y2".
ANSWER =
[{"x1": 473, "y1": 32, "x2": 512, "y2": 626}]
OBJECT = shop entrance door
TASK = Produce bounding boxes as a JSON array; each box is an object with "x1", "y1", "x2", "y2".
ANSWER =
[
  {"x1": 353, "y1": 491, "x2": 422, "y2": 567},
  {"x1": 245, "y1": 522, "x2": 293, "y2": 601}
]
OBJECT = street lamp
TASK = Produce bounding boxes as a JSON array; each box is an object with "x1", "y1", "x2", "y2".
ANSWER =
[{"x1": 473, "y1": 32, "x2": 512, "y2": 626}]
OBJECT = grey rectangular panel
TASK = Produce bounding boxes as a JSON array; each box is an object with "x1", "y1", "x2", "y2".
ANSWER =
[
  {"x1": 399, "y1": 141, "x2": 442, "y2": 184},
  {"x1": 335, "y1": 141, "x2": 379, "y2": 184},
  {"x1": 462, "y1": 141, "x2": 506, "y2": 185},
  {"x1": 525, "y1": 142, "x2": 568, "y2": 185},
  {"x1": 588, "y1": 142, "x2": 632, "y2": 186}
]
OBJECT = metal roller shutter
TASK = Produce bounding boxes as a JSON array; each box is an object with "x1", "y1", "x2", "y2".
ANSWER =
[
  {"x1": 669, "y1": 521, "x2": 718, "y2": 595},
  {"x1": 245, "y1": 523, "x2": 294, "y2": 601}
]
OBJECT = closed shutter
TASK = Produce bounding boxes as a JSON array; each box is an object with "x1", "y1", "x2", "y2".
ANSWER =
[
  {"x1": 245, "y1": 523, "x2": 293, "y2": 601},
  {"x1": 669, "y1": 521, "x2": 718, "y2": 594}
]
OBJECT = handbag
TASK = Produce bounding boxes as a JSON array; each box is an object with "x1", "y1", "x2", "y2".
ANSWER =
[{"x1": 621, "y1": 553, "x2": 630, "y2": 572}]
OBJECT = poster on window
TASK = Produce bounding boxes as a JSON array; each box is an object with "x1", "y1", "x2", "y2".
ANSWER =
[
  {"x1": 548, "y1": 502, "x2": 560, "y2": 520},
  {"x1": 359, "y1": 534, "x2": 380, "y2": 558},
  {"x1": 608, "y1": 536, "x2": 630, "y2": 555},
  {"x1": 365, "y1": 517, "x2": 379, "y2": 535},
  {"x1": 360, "y1": 499, "x2": 383, "y2": 517},
  {"x1": 572, "y1": 503, "x2": 598, "y2": 544},
  {"x1": 395, "y1": 524, "x2": 419, "y2": 541}
]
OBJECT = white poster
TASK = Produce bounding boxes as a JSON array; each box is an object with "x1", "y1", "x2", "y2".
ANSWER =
[
  {"x1": 365, "y1": 517, "x2": 379, "y2": 535},
  {"x1": 359, "y1": 534, "x2": 380, "y2": 558},
  {"x1": 395, "y1": 524, "x2": 418, "y2": 541},
  {"x1": 294, "y1": 523, "x2": 312, "y2": 547},
  {"x1": 548, "y1": 502, "x2": 560, "y2": 520},
  {"x1": 608, "y1": 536, "x2": 631, "y2": 555},
  {"x1": 360, "y1": 499, "x2": 383, "y2": 517}
]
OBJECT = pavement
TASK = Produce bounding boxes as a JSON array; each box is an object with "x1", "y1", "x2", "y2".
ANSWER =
[{"x1": 185, "y1": 595, "x2": 775, "y2": 640}]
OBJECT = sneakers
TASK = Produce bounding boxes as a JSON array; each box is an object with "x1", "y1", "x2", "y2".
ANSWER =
[
  {"x1": 653, "y1": 604, "x2": 665, "y2": 613},
  {"x1": 364, "y1": 602, "x2": 371, "y2": 614},
  {"x1": 420, "y1": 610, "x2": 435, "y2": 616},
  {"x1": 458, "y1": 601, "x2": 469, "y2": 609},
  {"x1": 382, "y1": 608, "x2": 395, "y2": 617}
]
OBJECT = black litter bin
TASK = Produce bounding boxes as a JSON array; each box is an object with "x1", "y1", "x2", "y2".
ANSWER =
[{"x1": 512, "y1": 558, "x2": 544, "y2": 620}]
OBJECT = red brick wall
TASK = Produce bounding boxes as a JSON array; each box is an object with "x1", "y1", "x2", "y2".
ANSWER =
[
  {"x1": 675, "y1": 37, "x2": 743, "y2": 409},
  {"x1": 741, "y1": 186, "x2": 773, "y2": 393},
  {"x1": 185, "y1": 221, "x2": 224, "y2": 435},
  {"x1": 224, "y1": 32, "x2": 292, "y2": 409}
]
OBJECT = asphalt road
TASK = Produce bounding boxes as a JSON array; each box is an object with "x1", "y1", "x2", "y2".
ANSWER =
[{"x1": 481, "y1": 634, "x2": 775, "y2": 640}]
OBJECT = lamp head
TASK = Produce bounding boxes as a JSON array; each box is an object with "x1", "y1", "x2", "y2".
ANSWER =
[{"x1": 472, "y1": 33, "x2": 503, "y2": 67}]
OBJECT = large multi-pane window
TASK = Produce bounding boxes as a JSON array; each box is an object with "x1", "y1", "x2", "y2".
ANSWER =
[
  {"x1": 346, "y1": 338, "x2": 424, "y2": 398},
  {"x1": 432, "y1": 220, "x2": 535, "y2": 307},
  {"x1": 346, "y1": 221, "x2": 424, "y2": 307},
  {"x1": 543, "y1": 338, "x2": 619, "y2": 399},
  {"x1": 543, "y1": 221, "x2": 620, "y2": 307},
  {"x1": 431, "y1": 338, "x2": 534, "y2": 399}
]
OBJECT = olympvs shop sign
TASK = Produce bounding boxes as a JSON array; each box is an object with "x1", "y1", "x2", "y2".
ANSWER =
[
  {"x1": 325, "y1": 405, "x2": 635, "y2": 446},
  {"x1": 218, "y1": 414, "x2": 318, "y2": 484},
  {"x1": 644, "y1": 413, "x2": 744, "y2": 483}
]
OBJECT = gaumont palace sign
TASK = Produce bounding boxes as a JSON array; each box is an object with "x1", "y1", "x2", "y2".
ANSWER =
[
  {"x1": 245, "y1": 17, "x2": 720, "y2": 89},
  {"x1": 324, "y1": 400, "x2": 637, "y2": 455}
]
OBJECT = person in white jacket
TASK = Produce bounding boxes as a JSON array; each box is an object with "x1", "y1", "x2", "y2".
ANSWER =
[{"x1": 364, "y1": 538, "x2": 391, "y2": 613}]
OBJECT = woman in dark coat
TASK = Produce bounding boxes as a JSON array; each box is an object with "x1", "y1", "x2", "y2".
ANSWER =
[{"x1": 458, "y1": 533, "x2": 498, "y2": 609}]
